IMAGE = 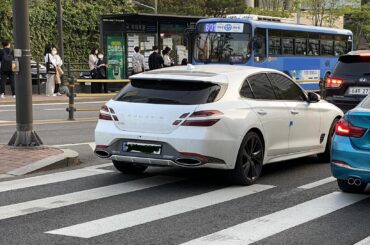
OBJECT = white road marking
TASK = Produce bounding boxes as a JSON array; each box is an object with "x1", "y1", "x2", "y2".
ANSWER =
[
  {"x1": 0, "y1": 101, "x2": 107, "y2": 108},
  {"x1": 43, "y1": 108, "x2": 68, "y2": 111},
  {"x1": 88, "y1": 143, "x2": 96, "y2": 150},
  {"x1": 181, "y1": 192, "x2": 368, "y2": 245},
  {"x1": 0, "y1": 110, "x2": 16, "y2": 112},
  {"x1": 354, "y1": 236, "x2": 370, "y2": 245},
  {"x1": 0, "y1": 176, "x2": 181, "y2": 221},
  {"x1": 52, "y1": 142, "x2": 95, "y2": 148},
  {"x1": 298, "y1": 177, "x2": 336, "y2": 189},
  {"x1": 0, "y1": 165, "x2": 113, "y2": 193},
  {"x1": 46, "y1": 184, "x2": 275, "y2": 238}
]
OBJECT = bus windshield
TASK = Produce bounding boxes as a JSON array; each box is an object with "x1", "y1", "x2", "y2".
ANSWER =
[{"x1": 193, "y1": 22, "x2": 252, "y2": 64}]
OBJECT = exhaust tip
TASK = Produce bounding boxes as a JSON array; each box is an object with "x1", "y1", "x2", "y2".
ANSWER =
[
  {"x1": 354, "y1": 178, "x2": 362, "y2": 186},
  {"x1": 175, "y1": 158, "x2": 202, "y2": 166},
  {"x1": 348, "y1": 178, "x2": 355, "y2": 185},
  {"x1": 94, "y1": 150, "x2": 111, "y2": 158}
]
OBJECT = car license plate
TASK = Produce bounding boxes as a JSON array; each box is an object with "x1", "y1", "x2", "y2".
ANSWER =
[
  {"x1": 122, "y1": 142, "x2": 161, "y2": 155},
  {"x1": 348, "y1": 87, "x2": 370, "y2": 95}
]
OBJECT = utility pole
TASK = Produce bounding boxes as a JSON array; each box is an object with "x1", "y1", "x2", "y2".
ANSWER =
[
  {"x1": 154, "y1": 0, "x2": 158, "y2": 14},
  {"x1": 56, "y1": 0, "x2": 64, "y2": 61},
  {"x1": 9, "y1": 0, "x2": 42, "y2": 146}
]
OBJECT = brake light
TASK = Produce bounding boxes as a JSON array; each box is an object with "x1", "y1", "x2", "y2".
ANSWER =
[
  {"x1": 326, "y1": 78, "x2": 344, "y2": 88},
  {"x1": 173, "y1": 110, "x2": 223, "y2": 127},
  {"x1": 335, "y1": 119, "x2": 366, "y2": 138},
  {"x1": 99, "y1": 105, "x2": 113, "y2": 121}
]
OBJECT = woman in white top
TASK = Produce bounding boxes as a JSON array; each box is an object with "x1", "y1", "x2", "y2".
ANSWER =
[
  {"x1": 89, "y1": 47, "x2": 100, "y2": 93},
  {"x1": 44, "y1": 45, "x2": 63, "y2": 96},
  {"x1": 162, "y1": 47, "x2": 173, "y2": 67}
]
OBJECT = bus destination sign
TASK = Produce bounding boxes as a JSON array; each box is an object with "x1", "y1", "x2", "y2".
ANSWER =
[{"x1": 204, "y1": 23, "x2": 244, "y2": 33}]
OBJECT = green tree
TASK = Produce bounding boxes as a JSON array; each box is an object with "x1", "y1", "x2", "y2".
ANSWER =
[{"x1": 345, "y1": 3, "x2": 370, "y2": 48}]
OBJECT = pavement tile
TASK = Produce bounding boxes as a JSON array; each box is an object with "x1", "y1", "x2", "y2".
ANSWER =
[{"x1": 0, "y1": 145, "x2": 63, "y2": 174}]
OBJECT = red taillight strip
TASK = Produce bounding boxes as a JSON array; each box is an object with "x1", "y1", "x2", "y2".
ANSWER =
[
  {"x1": 181, "y1": 119, "x2": 220, "y2": 127},
  {"x1": 99, "y1": 105, "x2": 119, "y2": 121},
  {"x1": 335, "y1": 119, "x2": 366, "y2": 138},
  {"x1": 326, "y1": 78, "x2": 343, "y2": 88},
  {"x1": 190, "y1": 110, "x2": 223, "y2": 117}
]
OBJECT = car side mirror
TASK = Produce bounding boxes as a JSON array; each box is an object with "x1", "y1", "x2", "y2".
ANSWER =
[{"x1": 307, "y1": 92, "x2": 320, "y2": 103}]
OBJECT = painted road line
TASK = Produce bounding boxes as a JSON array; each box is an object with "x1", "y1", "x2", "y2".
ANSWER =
[
  {"x1": 0, "y1": 176, "x2": 181, "y2": 221},
  {"x1": 354, "y1": 236, "x2": 370, "y2": 245},
  {"x1": 0, "y1": 117, "x2": 96, "y2": 127},
  {"x1": 298, "y1": 177, "x2": 336, "y2": 190},
  {"x1": 0, "y1": 109, "x2": 16, "y2": 112},
  {"x1": 46, "y1": 184, "x2": 275, "y2": 238},
  {"x1": 0, "y1": 167, "x2": 113, "y2": 193},
  {"x1": 0, "y1": 101, "x2": 107, "y2": 108},
  {"x1": 52, "y1": 142, "x2": 95, "y2": 148},
  {"x1": 181, "y1": 192, "x2": 368, "y2": 245},
  {"x1": 43, "y1": 108, "x2": 69, "y2": 111},
  {"x1": 89, "y1": 143, "x2": 96, "y2": 150}
]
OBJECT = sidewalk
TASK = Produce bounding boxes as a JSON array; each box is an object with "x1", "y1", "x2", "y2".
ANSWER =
[
  {"x1": 0, "y1": 94, "x2": 113, "y2": 105},
  {"x1": 0, "y1": 144, "x2": 79, "y2": 179}
]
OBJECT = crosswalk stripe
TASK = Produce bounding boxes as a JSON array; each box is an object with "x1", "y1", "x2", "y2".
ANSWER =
[
  {"x1": 298, "y1": 177, "x2": 336, "y2": 189},
  {"x1": 354, "y1": 236, "x2": 370, "y2": 245},
  {"x1": 181, "y1": 192, "x2": 368, "y2": 245},
  {"x1": 0, "y1": 165, "x2": 113, "y2": 193},
  {"x1": 46, "y1": 184, "x2": 275, "y2": 238},
  {"x1": 0, "y1": 176, "x2": 181, "y2": 221}
]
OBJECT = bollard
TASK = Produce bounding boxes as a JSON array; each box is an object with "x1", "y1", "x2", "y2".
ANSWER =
[{"x1": 66, "y1": 62, "x2": 75, "y2": 120}]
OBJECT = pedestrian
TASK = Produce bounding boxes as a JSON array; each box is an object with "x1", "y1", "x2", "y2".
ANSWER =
[
  {"x1": 95, "y1": 49, "x2": 108, "y2": 93},
  {"x1": 148, "y1": 46, "x2": 164, "y2": 70},
  {"x1": 89, "y1": 47, "x2": 99, "y2": 93},
  {"x1": 0, "y1": 40, "x2": 15, "y2": 99},
  {"x1": 162, "y1": 47, "x2": 173, "y2": 67},
  {"x1": 44, "y1": 44, "x2": 63, "y2": 96},
  {"x1": 132, "y1": 46, "x2": 145, "y2": 75}
]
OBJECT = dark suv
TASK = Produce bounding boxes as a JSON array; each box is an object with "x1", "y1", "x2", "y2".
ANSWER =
[{"x1": 326, "y1": 50, "x2": 370, "y2": 111}]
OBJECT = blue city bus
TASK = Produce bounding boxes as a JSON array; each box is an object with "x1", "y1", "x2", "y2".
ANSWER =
[{"x1": 192, "y1": 16, "x2": 353, "y2": 91}]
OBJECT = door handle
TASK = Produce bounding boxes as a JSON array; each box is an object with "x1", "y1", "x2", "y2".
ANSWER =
[
  {"x1": 257, "y1": 110, "x2": 267, "y2": 116},
  {"x1": 291, "y1": 110, "x2": 299, "y2": 115}
]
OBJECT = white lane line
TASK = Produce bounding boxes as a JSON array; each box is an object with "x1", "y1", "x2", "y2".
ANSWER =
[
  {"x1": 43, "y1": 108, "x2": 68, "y2": 111},
  {"x1": 0, "y1": 176, "x2": 181, "y2": 221},
  {"x1": 46, "y1": 184, "x2": 275, "y2": 238},
  {"x1": 181, "y1": 192, "x2": 368, "y2": 245},
  {"x1": 354, "y1": 236, "x2": 370, "y2": 245},
  {"x1": 0, "y1": 101, "x2": 107, "y2": 108},
  {"x1": 298, "y1": 177, "x2": 336, "y2": 190},
  {"x1": 0, "y1": 110, "x2": 16, "y2": 112},
  {"x1": 88, "y1": 143, "x2": 96, "y2": 150},
  {"x1": 0, "y1": 165, "x2": 113, "y2": 193},
  {"x1": 52, "y1": 142, "x2": 95, "y2": 148}
]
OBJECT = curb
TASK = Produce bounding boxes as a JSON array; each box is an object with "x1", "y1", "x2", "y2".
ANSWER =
[{"x1": 6, "y1": 149, "x2": 80, "y2": 176}]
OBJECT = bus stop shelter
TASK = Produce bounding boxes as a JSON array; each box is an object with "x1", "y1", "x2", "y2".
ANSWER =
[{"x1": 100, "y1": 13, "x2": 203, "y2": 79}]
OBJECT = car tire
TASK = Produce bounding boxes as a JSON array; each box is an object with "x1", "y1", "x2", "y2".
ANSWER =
[
  {"x1": 317, "y1": 118, "x2": 339, "y2": 163},
  {"x1": 230, "y1": 131, "x2": 264, "y2": 186},
  {"x1": 337, "y1": 179, "x2": 367, "y2": 193},
  {"x1": 112, "y1": 160, "x2": 148, "y2": 174}
]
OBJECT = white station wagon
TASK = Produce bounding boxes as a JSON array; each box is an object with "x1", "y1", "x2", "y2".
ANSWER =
[{"x1": 95, "y1": 65, "x2": 342, "y2": 185}]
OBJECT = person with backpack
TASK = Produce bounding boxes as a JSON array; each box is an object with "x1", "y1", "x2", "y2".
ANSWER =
[
  {"x1": 148, "y1": 46, "x2": 164, "y2": 70},
  {"x1": 0, "y1": 40, "x2": 15, "y2": 99},
  {"x1": 132, "y1": 46, "x2": 145, "y2": 75}
]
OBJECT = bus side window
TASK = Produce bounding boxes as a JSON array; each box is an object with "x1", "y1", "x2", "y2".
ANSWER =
[
  {"x1": 308, "y1": 39, "x2": 319, "y2": 56},
  {"x1": 282, "y1": 38, "x2": 294, "y2": 55},
  {"x1": 254, "y1": 28, "x2": 266, "y2": 63},
  {"x1": 295, "y1": 38, "x2": 307, "y2": 55}
]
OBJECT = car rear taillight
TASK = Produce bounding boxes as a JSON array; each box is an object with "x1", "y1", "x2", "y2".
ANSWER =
[
  {"x1": 173, "y1": 110, "x2": 223, "y2": 127},
  {"x1": 99, "y1": 105, "x2": 116, "y2": 121},
  {"x1": 335, "y1": 119, "x2": 366, "y2": 138},
  {"x1": 326, "y1": 78, "x2": 344, "y2": 88}
]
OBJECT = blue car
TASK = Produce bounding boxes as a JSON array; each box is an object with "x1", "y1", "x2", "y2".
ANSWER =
[{"x1": 331, "y1": 95, "x2": 370, "y2": 193}]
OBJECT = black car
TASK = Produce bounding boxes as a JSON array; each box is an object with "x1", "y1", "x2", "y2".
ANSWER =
[{"x1": 325, "y1": 50, "x2": 370, "y2": 111}]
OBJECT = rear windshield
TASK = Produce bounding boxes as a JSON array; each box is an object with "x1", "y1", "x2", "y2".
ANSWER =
[
  {"x1": 333, "y1": 55, "x2": 370, "y2": 76},
  {"x1": 114, "y1": 79, "x2": 223, "y2": 105},
  {"x1": 360, "y1": 96, "x2": 370, "y2": 109}
]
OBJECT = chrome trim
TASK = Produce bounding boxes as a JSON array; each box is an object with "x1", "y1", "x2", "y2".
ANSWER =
[
  {"x1": 332, "y1": 162, "x2": 370, "y2": 173},
  {"x1": 110, "y1": 155, "x2": 176, "y2": 167}
]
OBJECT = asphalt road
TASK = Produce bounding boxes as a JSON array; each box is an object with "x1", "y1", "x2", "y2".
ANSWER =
[{"x1": 0, "y1": 101, "x2": 369, "y2": 245}]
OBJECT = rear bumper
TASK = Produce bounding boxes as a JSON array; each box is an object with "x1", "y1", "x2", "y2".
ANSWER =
[
  {"x1": 326, "y1": 96, "x2": 362, "y2": 111},
  {"x1": 331, "y1": 135, "x2": 370, "y2": 183}
]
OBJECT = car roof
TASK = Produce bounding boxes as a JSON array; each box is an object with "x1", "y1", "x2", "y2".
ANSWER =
[{"x1": 131, "y1": 65, "x2": 281, "y2": 84}]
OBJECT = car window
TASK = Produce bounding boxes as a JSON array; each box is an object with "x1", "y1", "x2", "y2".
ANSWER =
[
  {"x1": 247, "y1": 73, "x2": 276, "y2": 100},
  {"x1": 114, "y1": 79, "x2": 223, "y2": 105},
  {"x1": 360, "y1": 96, "x2": 370, "y2": 109},
  {"x1": 333, "y1": 55, "x2": 370, "y2": 76},
  {"x1": 268, "y1": 73, "x2": 306, "y2": 101},
  {"x1": 240, "y1": 80, "x2": 254, "y2": 99}
]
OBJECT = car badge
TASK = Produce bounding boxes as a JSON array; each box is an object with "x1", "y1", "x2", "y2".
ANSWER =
[{"x1": 359, "y1": 78, "x2": 367, "y2": 82}]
